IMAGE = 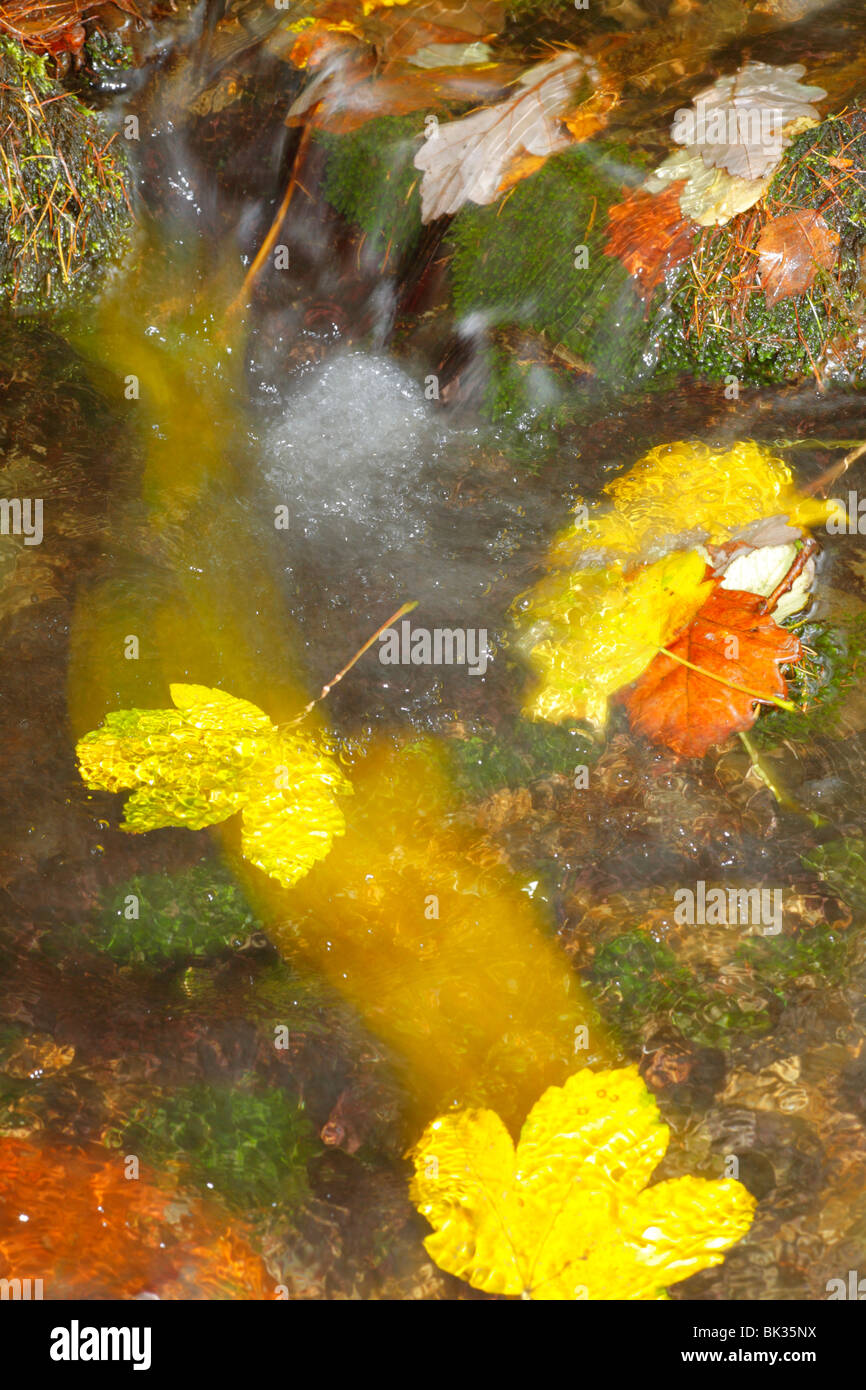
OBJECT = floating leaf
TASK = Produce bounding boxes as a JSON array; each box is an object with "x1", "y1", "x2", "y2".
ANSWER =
[
  {"x1": 622, "y1": 586, "x2": 802, "y2": 758},
  {"x1": 516, "y1": 549, "x2": 713, "y2": 727},
  {"x1": 413, "y1": 51, "x2": 607, "y2": 221},
  {"x1": 410, "y1": 1066, "x2": 756, "y2": 1299},
  {"x1": 756, "y1": 209, "x2": 839, "y2": 307},
  {"x1": 76, "y1": 684, "x2": 351, "y2": 888}
]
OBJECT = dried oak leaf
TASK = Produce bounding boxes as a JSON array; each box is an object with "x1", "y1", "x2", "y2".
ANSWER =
[
  {"x1": 756, "y1": 209, "x2": 839, "y2": 307},
  {"x1": 622, "y1": 586, "x2": 802, "y2": 758},
  {"x1": 410, "y1": 1066, "x2": 756, "y2": 1299},
  {"x1": 604, "y1": 183, "x2": 695, "y2": 301},
  {"x1": 413, "y1": 51, "x2": 603, "y2": 221},
  {"x1": 670, "y1": 61, "x2": 825, "y2": 181}
]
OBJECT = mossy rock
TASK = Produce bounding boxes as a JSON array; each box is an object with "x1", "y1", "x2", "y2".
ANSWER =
[
  {"x1": 318, "y1": 114, "x2": 424, "y2": 270},
  {"x1": 0, "y1": 37, "x2": 130, "y2": 305},
  {"x1": 654, "y1": 112, "x2": 866, "y2": 384},
  {"x1": 448, "y1": 139, "x2": 650, "y2": 402},
  {"x1": 753, "y1": 615, "x2": 866, "y2": 748}
]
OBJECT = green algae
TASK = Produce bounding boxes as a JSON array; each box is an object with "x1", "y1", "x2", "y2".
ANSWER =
[
  {"x1": 91, "y1": 863, "x2": 262, "y2": 966},
  {"x1": 106, "y1": 1078, "x2": 316, "y2": 1210},
  {"x1": 587, "y1": 931, "x2": 772, "y2": 1050},
  {"x1": 449, "y1": 715, "x2": 597, "y2": 798},
  {"x1": 802, "y1": 836, "x2": 866, "y2": 917}
]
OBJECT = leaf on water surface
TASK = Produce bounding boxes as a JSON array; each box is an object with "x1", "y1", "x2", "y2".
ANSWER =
[
  {"x1": 76, "y1": 684, "x2": 351, "y2": 889},
  {"x1": 410, "y1": 1066, "x2": 756, "y2": 1299},
  {"x1": 645, "y1": 62, "x2": 824, "y2": 227},
  {"x1": 603, "y1": 183, "x2": 696, "y2": 301},
  {"x1": 413, "y1": 50, "x2": 613, "y2": 222},
  {"x1": 756, "y1": 209, "x2": 839, "y2": 307},
  {"x1": 516, "y1": 549, "x2": 714, "y2": 728},
  {"x1": 622, "y1": 587, "x2": 802, "y2": 758}
]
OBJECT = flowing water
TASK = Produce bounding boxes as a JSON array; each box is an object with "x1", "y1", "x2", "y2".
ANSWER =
[{"x1": 4, "y1": 0, "x2": 866, "y2": 1301}]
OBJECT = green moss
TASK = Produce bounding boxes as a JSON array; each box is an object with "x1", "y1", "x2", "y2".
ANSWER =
[
  {"x1": 448, "y1": 141, "x2": 650, "y2": 403},
  {"x1": 654, "y1": 115, "x2": 866, "y2": 384},
  {"x1": 802, "y1": 836, "x2": 866, "y2": 917},
  {"x1": 0, "y1": 37, "x2": 129, "y2": 304},
  {"x1": 90, "y1": 863, "x2": 262, "y2": 966},
  {"x1": 448, "y1": 714, "x2": 597, "y2": 798},
  {"x1": 587, "y1": 931, "x2": 772, "y2": 1049},
  {"x1": 318, "y1": 114, "x2": 424, "y2": 267},
  {"x1": 106, "y1": 1078, "x2": 316, "y2": 1210},
  {"x1": 736, "y1": 926, "x2": 848, "y2": 986},
  {"x1": 753, "y1": 615, "x2": 866, "y2": 747}
]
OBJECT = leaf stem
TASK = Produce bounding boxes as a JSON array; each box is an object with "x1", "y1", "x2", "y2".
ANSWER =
[{"x1": 656, "y1": 646, "x2": 797, "y2": 711}]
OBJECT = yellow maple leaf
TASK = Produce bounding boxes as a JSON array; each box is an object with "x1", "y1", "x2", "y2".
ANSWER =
[
  {"x1": 515, "y1": 549, "x2": 713, "y2": 726},
  {"x1": 76, "y1": 684, "x2": 351, "y2": 888},
  {"x1": 410, "y1": 1066, "x2": 756, "y2": 1300},
  {"x1": 551, "y1": 440, "x2": 843, "y2": 567}
]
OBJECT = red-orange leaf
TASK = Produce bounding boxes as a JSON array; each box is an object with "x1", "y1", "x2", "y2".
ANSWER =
[
  {"x1": 604, "y1": 184, "x2": 695, "y2": 302},
  {"x1": 756, "y1": 209, "x2": 839, "y2": 308},
  {"x1": 621, "y1": 587, "x2": 801, "y2": 758}
]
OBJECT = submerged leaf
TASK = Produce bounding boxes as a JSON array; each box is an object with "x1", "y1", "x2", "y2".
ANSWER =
[
  {"x1": 622, "y1": 586, "x2": 802, "y2": 758},
  {"x1": 76, "y1": 685, "x2": 351, "y2": 888},
  {"x1": 604, "y1": 183, "x2": 696, "y2": 301},
  {"x1": 516, "y1": 549, "x2": 713, "y2": 727},
  {"x1": 410, "y1": 1066, "x2": 756, "y2": 1299},
  {"x1": 550, "y1": 440, "x2": 841, "y2": 567}
]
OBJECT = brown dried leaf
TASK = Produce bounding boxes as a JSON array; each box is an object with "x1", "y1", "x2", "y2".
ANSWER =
[
  {"x1": 756, "y1": 209, "x2": 839, "y2": 307},
  {"x1": 604, "y1": 183, "x2": 695, "y2": 301}
]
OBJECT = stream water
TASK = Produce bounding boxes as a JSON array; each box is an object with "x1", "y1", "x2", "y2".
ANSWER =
[{"x1": 3, "y1": 0, "x2": 866, "y2": 1302}]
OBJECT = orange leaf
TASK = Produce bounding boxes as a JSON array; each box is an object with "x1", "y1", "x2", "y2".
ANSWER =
[
  {"x1": 0, "y1": 1137, "x2": 269, "y2": 1299},
  {"x1": 621, "y1": 587, "x2": 801, "y2": 758},
  {"x1": 756, "y1": 209, "x2": 839, "y2": 308},
  {"x1": 604, "y1": 184, "x2": 695, "y2": 302}
]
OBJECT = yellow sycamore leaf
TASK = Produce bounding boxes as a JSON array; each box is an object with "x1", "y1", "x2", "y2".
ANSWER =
[
  {"x1": 410, "y1": 1066, "x2": 756, "y2": 1300},
  {"x1": 76, "y1": 684, "x2": 351, "y2": 888},
  {"x1": 550, "y1": 440, "x2": 844, "y2": 568},
  {"x1": 514, "y1": 549, "x2": 713, "y2": 726}
]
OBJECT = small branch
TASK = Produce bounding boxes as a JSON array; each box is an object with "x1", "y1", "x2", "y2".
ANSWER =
[{"x1": 285, "y1": 601, "x2": 418, "y2": 728}]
